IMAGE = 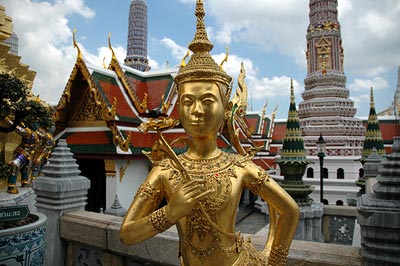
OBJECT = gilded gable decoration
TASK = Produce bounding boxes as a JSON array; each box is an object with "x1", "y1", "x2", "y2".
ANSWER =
[
  {"x1": 55, "y1": 29, "x2": 112, "y2": 123},
  {"x1": 108, "y1": 35, "x2": 147, "y2": 113},
  {"x1": 103, "y1": 97, "x2": 118, "y2": 121},
  {"x1": 110, "y1": 123, "x2": 131, "y2": 152}
]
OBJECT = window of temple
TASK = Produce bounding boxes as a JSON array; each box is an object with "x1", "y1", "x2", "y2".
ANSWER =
[
  {"x1": 336, "y1": 200, "x2": 344, "y2": 206},
  {"x1": 337, "y1": 168, "x2": 345, "y2": 179},
  {"x1": 307, "y1": 167, "x2": 314, "y2": 178},
  {"x1": 323, "y1": 167, "x2": 329, "y2": 179}
]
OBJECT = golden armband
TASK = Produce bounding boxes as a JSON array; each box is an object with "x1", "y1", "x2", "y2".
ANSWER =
[
  {"x1": 248, "y1": 166, "x2": 270, "y2": 195},
  {"x1": 148, "y1": 207, "x2": 173, "y2": 232},
  {"x1": 136, "y1": 182, "x2": 160, "y2": 203},
  {"x1": 267, "y1": 245, "x2": 289, "y2": 266}
]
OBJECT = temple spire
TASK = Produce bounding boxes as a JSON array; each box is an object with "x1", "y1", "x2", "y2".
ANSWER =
[
  {"x1": 125, "y1": 0, "x2": 150, "y2": 71},
  {"x1": 277, "y1": 81, "x2": 313, "y2": 206},
  {"x1": 361, "y1": 87, "x2": 385, "y2": 161}
]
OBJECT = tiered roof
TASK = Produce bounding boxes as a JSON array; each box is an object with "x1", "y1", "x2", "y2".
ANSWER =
[
  {"x1": 277, "y1": 80, "x2": 311, "y2": 165},
  {"x1": 361, "y1": 87, "x2": 385, "y2": 161},
  {"x1": 54, "y1": 33, "x2": 276, "y2": 163}
]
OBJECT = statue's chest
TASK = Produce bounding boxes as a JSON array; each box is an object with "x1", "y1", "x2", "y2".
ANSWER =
[{"x1": 172, "y1": 152, "x2": 237, "y2": 212}]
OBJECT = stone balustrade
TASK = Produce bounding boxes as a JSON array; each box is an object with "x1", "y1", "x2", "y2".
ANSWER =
[{"x1": 60, "y1": 211, "x2": 361, "y2": 266}]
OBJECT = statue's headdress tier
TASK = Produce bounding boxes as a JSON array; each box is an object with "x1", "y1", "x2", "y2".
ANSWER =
[{"x1": 174, "y1": 0, "x2": 232, "y2": 87}]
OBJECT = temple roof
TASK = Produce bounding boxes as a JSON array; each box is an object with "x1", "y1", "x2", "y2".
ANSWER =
[{"x1": 54, "y1": 39, "x2": 275, "y2": 160}]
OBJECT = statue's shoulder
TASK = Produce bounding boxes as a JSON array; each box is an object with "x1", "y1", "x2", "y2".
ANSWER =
[{"x1": 223, "y1": 151, "x2": 253, "y2": 168}]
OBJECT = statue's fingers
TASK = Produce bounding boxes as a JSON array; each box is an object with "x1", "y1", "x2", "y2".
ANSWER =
[
  {"x1": 182, "y1": 179, "x2": 205, "y2": 190},
  {"x1": 193, "y1": 189, "x2": 214, "y2": 200}
]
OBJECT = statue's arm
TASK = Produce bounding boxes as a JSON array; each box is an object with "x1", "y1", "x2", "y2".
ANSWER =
[
  {"x1": 120, "y1": 166, "x2": 212, "y2": 245},
  {"x1": 120, "y1": 167, "x2": 170, "y2": 245},
  {"x1": 244, "y1": 163, "x2": 299, "y2": 262}
]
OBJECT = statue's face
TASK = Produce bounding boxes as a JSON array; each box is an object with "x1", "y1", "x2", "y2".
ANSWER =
[{"x1": 179, "y1": 82, "x2": 224, "y2": 138}]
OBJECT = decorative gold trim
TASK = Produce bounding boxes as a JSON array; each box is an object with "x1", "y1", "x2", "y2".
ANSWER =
[
  {"x1": 160, "y1": 94, "x2": 170, "y2": 113},
  {"x1": 72, "y1": 28, "x2": 82, "y2": 60},
  {"x1": 67, "y1": 120, "x2": 107, "y2": 127},
  {"x1": 0, "y1": 6, "x2": 13, "y2": 41},
  {"x1": 56, "y1": 29, "x2": 111, "y2": 123},
  {"x1": 110, "y1": 123, "x2": 131, "y2": 152},
  {"x1": 148, "y1": 207, "x2": 173, "y2": 232},
  {"x1": 119, "y1": 160, "x2": 131, "y2": 182},
  {"x1": 108, "y1": 36, "x2": 147, "y2": 113},
  {"x1": 0, "y1": 44, "x2": 36, "y2": 88},
  {"x1": 267, "y1": 245, "x2": 289, "y2": 266},
  {"x1": 227, "y1": 62, "x2": 250, "y2": 155},
  {"x1": 316, "y1": 35, "x2": 331, "y2": 74},
  {"x1": 219, "y1": 46, "x2": 229, "y2": 68},
  {"x1": 181, "y1": 50, "x2": 190, "y2": 67},
  {"x1": 104, "y1": 159, "x2": 116, "y2": 177},
  {"x1": 103, "y1": 97, "x2": 117, "y2": 121},
  {"x1": 139, "y1": 93, "x2": 148, "y2": 111}
]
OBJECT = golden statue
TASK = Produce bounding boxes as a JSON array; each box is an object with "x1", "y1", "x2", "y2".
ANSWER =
[{"x1": 120, "y1": 1, "x2": 299, "y2": 265}]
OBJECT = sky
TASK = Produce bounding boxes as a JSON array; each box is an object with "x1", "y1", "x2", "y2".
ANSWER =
[{"x1": 1, "y1": 0, "x2": 399, "y2": 119}]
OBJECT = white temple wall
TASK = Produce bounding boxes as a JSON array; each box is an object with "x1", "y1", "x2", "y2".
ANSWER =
[
  {"x1": 106, "y1": 174, "x2": 117, "y2": 209},
  {"x1": 109, "y1": 159, "x2": 152, "y2": 210},
  {"x1": 304, "y1": 156, "x2": 363, "y2": 180}
]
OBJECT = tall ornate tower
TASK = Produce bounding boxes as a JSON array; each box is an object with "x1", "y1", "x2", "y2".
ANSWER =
[
  {"x1": 298, "y1": 0, "x2": 364, "y2": 158},
  {"x1": 125, "y1": 0, "x2": 150, "y2": 71}
]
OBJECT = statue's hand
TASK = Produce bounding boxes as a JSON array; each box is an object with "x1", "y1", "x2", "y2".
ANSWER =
[{"x1": 165, "y1": 178, "x2": 213, "y2": 223}]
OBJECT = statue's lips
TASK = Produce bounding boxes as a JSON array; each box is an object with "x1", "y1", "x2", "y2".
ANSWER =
[{"x1": 189, "y1": 120, "x2": 204, "y2": 126}]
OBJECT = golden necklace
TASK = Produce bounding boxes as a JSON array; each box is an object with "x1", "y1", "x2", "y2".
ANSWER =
[{"x1": 172, "y1": 151, "x2": 239, "y2": 261}]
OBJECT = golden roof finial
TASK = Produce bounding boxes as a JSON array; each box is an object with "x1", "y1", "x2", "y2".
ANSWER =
[
  {"x1": 181, "y1": 50, "x2": 190, "y2": 67},
  {"x1": 370, "y1": 86, "x2": 375, "y2": 109},
  {"x1": 219, "y1": 46, "x2": 229, "y2": 69},
  {"x1": 290, "y1": 78, "x2": 295, "y2": 103},
  {"x1": 174, "y1": 0, "x2": 232, "y2": 88},
  {"x1": 72, "y1": 28, "x2": 82, "y2": 59},
  {"x1": 102, "y1": 56, "x2": 107, "y2": 69},
  {"x1": 262, "y1": 99, "x2": 268, "y2": 113},
  {"x1": 108, "y1": 33, "x2": 117, "y2": 61}
]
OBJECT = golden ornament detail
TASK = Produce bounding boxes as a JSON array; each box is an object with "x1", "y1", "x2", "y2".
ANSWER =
[
  {"x1": 148, "y1": 207, "x2": 173, "y2": 233},
  {"x1": 267, "y1": 245, "x2": 289, "y2": 266},
  {"x1": 174, "y1": 0, "x2": 232, "y2": 91}
]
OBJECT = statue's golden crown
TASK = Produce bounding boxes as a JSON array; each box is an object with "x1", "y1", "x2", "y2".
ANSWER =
[{"x1": 174, "y1": 0, "x2": 232, "y2": 89}]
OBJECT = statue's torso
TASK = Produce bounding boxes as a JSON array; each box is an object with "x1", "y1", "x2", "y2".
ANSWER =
[{"x1": 157, "y1": 151, "x2": 262, "y2": 266}]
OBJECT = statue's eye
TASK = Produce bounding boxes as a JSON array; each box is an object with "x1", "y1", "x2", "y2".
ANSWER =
[
  {"x1": 182, "y1": 98, "x2": 193, "y2": 106},
  {"x1": 202, "y1": 98, "x2": 215, "y2": 105}
]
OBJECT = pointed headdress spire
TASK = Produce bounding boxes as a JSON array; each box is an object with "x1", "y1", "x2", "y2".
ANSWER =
[{"x1": 174, "y1": 0, "x2": 232, "y2": 88}]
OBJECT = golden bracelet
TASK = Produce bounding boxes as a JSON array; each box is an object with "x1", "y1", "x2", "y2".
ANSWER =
[
  {"x1": 148, "y1": 207, "x2": 173, "y2": 232},
  {"x1": 267, "y1": 245, "x2": 289, "y2": 266}
]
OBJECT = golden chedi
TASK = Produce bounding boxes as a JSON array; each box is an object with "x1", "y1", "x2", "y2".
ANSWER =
[{"x1": 120, "y1": 1, "x2": 299, "y2": 265}]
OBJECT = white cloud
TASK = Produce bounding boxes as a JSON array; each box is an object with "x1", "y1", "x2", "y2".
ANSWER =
[
  {"x1": 2, "y1": 0, "x2": 398, "y2": 118},
  {"x1": 200, "y1": 0, "x2": 400, "y2": 81},
  {"x1": 177, "y1": 0, "x2": 196, "y2": 4},
  {"x1": 340, "y1": 0, "x2": 400, "y2": 76},
  {"x1": 348, "y1": 77, "x2": 389, "y2": 92},
  {"x1": 0, "y1": 0, "x2": 95, "y2": 105},
  {"x1": 160, "y1": 37, "x2": 188, "y2": 62},
  {"x1": 160, "y1": 39, "x2": 302, "y2": 104},
  {"x1": 350, "y1": 93, "x2": 370, "y2": 111}
]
